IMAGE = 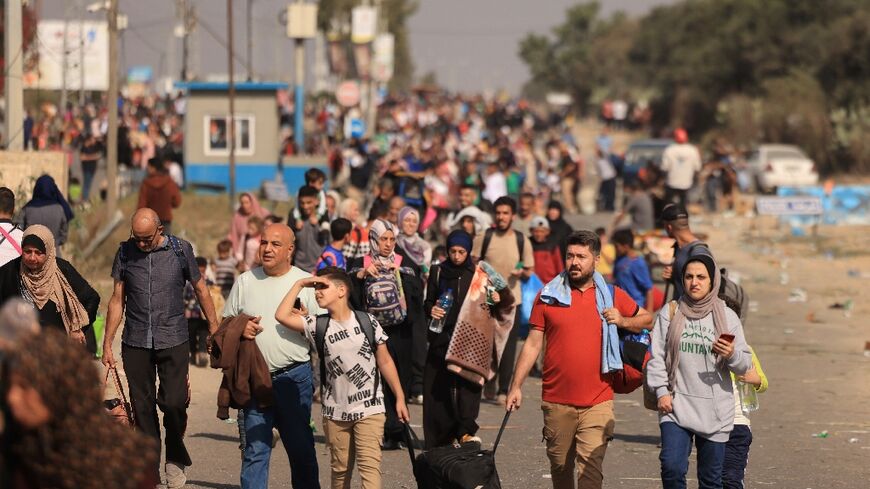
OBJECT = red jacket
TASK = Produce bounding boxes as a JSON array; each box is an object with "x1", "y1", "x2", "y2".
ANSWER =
[{"x1": 532, "y1": 239, "x2": 563, "y2": 284}]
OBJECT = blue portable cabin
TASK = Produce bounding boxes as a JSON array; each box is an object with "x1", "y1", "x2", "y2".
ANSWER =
[{"x1": 175, "y1": 81, "x2": 326, "y2": 197}]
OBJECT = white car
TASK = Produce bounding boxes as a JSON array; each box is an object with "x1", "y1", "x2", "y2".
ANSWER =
[{"x1": 746, "y1": 144, "x2": 819, "y2": 194}]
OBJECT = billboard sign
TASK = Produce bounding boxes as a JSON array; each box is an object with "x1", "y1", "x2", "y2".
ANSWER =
[
  {"x1": 25, "y1": 20, "x2": 109, "y2": 91},
  {"x1": 372, "y1": 33, "x2": 394, "y2": 82},
  {"x1": 351, "y1": 6, "x2": 377, "y2": 44}
]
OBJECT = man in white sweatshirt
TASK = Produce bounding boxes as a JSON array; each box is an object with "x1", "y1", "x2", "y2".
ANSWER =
[{"x1": 661, "y1": 128, "x2": 702, "y2": 208}]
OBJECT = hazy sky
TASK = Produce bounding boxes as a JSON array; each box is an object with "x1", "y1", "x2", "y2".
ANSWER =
[
  {"x1": 37, "y1": 0, "x2": 675, "y2": 94},
  {"x1": 408, "y1": 0, "x2": 675, "y2": 93}
]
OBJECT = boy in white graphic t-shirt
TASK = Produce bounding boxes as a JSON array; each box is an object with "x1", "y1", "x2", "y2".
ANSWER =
[{"x1": 276, "y1": 266, "x2": 409, "y2": 489}]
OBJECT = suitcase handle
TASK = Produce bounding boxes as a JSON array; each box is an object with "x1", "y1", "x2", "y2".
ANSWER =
[
  {"x1": 403, "y1": 407, "x2": 512, "y2": 468},
  {"x1": 491, "y1": 408, "x2": 511, "y2": 457},
  {"x1": 403, "y1": 422, "x2": 422, "y2": 467}
]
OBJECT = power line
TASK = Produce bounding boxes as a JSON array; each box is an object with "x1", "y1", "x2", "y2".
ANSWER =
[
  {"x1": 193, "y1": 12, "x2": 248, "y2": 71},
  {"x1": 126, "y1": 26, "x2": 165, "y2": 55},
  {"x1": 127, "y1": 16, "x2": 175, "y2": 30},
  {"x1": 411, "y1": 29, "x2": 525, "y2": 39}
]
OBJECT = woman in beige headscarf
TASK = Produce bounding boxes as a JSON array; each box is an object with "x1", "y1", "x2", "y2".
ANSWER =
[{"x1": 0, "y1": 224, "x2": 100, "y2": 354}]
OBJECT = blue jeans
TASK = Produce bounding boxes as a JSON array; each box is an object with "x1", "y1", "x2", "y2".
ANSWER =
[
  {"x1": 660, "y1": 422, "x2": 726, "y2": 489},
  {"x1": 82, "y1": 160, "x2": 97, "y2": 200},
  {"x1": 722, "y1": 425, "x2": 752, "y2": 489},
  {"x1": 705, "y1": 175, "x2": 722, "y2": 212},
  {"x1": 241, "y1": 363, "x2": 320, "y2": 489}
]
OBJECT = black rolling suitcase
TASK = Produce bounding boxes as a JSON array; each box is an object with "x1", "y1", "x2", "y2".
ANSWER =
[{"x1": 404, "y1": 410, "x2": 511, "y2": 489}]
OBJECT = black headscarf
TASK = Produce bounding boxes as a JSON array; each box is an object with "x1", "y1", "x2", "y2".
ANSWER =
[
  {"x1": 25, "y1": 175, "x2": 74, "y2": 220},
  {"x1": 438, "y1": 230, "x2": 474, "y2": 285},
  {"x1": 547, "y1": 201, "x2": 574, "y2": 254}
]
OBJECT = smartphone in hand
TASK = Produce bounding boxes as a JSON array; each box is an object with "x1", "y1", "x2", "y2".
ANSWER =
[{"x1": 719, "y1": 334, "x2": 735, "y2": 344}]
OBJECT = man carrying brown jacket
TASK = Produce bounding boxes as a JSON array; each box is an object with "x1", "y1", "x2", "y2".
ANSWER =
[{"x1": 210, "y1": 313, "x2": 273, "y2": 420}]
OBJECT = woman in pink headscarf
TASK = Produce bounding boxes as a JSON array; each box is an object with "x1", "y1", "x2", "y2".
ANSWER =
[{"x1": 228, "y1": 192, "x2": 271, "y2": 261}]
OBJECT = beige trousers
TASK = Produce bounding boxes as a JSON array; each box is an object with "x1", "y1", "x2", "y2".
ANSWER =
[
  {"x1": 541, "y1": 400, "x2": 615, "y2": 489},
  {"x1": 323, "y1": 413, "x2": 386, "y2": 489},
  {"x1": 560, "y1": 177, "x2": 578, "y2": 214}
]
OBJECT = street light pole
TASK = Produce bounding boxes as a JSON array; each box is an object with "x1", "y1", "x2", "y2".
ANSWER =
[
  {"x1": 366, "y1": 0, "x2": 381, "y2": 138},
  {"x1": 246, "y1": 0, "x2": 254, "y2": 81},
  {"x1": 61, "y1": 1, "x2": 70, "y2": 114},
  {"x1": 227, "y1": 0, "x2": 236, "y2": 208},
  {"x1": 79, "y1": 0, "x2": 86, "y2": 104},
  {"x1": 181, "y1": 0, "x2": 189, "y2": 81},
  {"x1": 4, "y1": 0, "x2": 24, "y2": 150},
  {"x1": 106, "y1": 0, "x2": 119, "y2": 217},
  {"x1": 293, "y1": 0, "x2": 305, "y2": 154}
]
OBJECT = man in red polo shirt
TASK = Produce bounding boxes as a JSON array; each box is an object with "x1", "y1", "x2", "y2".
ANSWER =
[{"x1": 507, "y1": 230, "x2": 653, "y2": 489}]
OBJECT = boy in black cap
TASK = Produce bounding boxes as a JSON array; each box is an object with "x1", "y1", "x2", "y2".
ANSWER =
[{"x1": 660, "y1": 203, "x2": 703, "y2": 300}]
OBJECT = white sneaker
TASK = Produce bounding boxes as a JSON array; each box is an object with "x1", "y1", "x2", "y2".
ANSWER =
[
  {"x1": 165, "y1": 462, "x2": 186, "y2": 489},
  {"x1": 460, "y1": 434, "x2": 482, "y2": 444}
]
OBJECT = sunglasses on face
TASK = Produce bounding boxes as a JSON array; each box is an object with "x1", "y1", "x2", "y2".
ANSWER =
[{"x1": 130, "y1": 229, "x2": 161, "y2": 244}]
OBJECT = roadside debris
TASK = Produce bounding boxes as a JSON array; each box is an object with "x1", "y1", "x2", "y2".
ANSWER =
[{"x1": 788, "y1": 289, "x2": 808, "y2": 303}]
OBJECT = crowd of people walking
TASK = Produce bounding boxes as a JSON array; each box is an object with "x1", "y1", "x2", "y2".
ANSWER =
[{"x1": 0, "y1": 92, "x2": 767, "y2": 489}]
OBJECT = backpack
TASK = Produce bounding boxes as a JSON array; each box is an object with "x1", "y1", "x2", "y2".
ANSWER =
[
  {"x1": 397, "y1": 176, "x2": 427, "y2": 212},
  {"x1": 684, "y1": 242, "x2": 749, "y2": 323},
  {"x1": 118, "y1": 235, "x2": 192, "y2": 283},
  {"x1": 362, "y1": 254, "x2": 407, "y2": 327},
  {"x1": 314, "y1": 311, "x2": 379, "y2": 401},
  {"x1": 641, "y1": 301, "x2": 677, "y2": 411},
  {"x1": 316, "y1": 249, "x2": 341, "y2": 270},
  {"x1": 606, "y1": 284, "x2": 652, "y2": 395},
  {"x1": 479, "y1": 228, "x2": 525, "y2": 264}
]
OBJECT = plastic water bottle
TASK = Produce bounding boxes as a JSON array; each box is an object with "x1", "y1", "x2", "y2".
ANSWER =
[
  {"x1": 428, "y1": 289, "x2": 454, "y2": 334},
  {"x1": 737, "y1": 380, "x2": 759, "y2": 414}
]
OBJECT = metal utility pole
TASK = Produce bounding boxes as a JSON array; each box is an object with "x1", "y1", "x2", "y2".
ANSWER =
[
  {"x1": 79, "y1": 0, "x2": 86, "y2": 104},
  {"x1": 227, "y1": 0, "x2": 237, "y2": 208},
  {"x1": 285, "y1": 0, "x2": 315, "y2": 153},
  {"x1": 61, "y1": 1, "x2": 70, "y2": 114},
  {"x1": 181, "y1": 0, "x2": 190, "y2": 81},
  {"x1": 293, "y1": 0, "x2": 305, "y2": 153},
  {"x1": 4, "y1": 0, "x2": 24, "y2": 150},
  {"x1": 106, "y1": 0, "x2": 120, "y2": 217},
  {"x1": 246, "y1": 0, "x2": 254, "y2": 81},
  {"x1": 366, "y1": 0, "x2": 381, "y2": 138}
]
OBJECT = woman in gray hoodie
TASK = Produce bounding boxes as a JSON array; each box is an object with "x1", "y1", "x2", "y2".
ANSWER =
[{"x1": 646, "y1": 251, "x2": 751, "y2": 489}]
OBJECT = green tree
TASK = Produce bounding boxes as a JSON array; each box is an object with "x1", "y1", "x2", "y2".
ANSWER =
[
  {"x1": 518, "y1": 2, "x2": 639, "y2": 112},
  {"x1": 521, "y1": 0, "x2": 870, "y2": 172},
  {"x1": 518, "y1": 2, "x2": 599, "y2": 110}
]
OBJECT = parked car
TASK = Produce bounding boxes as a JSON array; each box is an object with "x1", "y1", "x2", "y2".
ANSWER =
[
  {"x1": 621, "y1": 138, "x2": 672, "y2": 183},
  {"x1": 746, "y1": 144, "x2": 819, "y2": 194}
]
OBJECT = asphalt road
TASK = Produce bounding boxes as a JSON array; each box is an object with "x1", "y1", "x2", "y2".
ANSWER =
[{"x1": 105, "y1": 210, "x2": 869, "y2": 489}]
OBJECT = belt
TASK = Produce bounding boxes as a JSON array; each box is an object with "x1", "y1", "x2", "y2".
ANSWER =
[{"x1": 270, "y1": 361, "x2": 307, "y2": 378}]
